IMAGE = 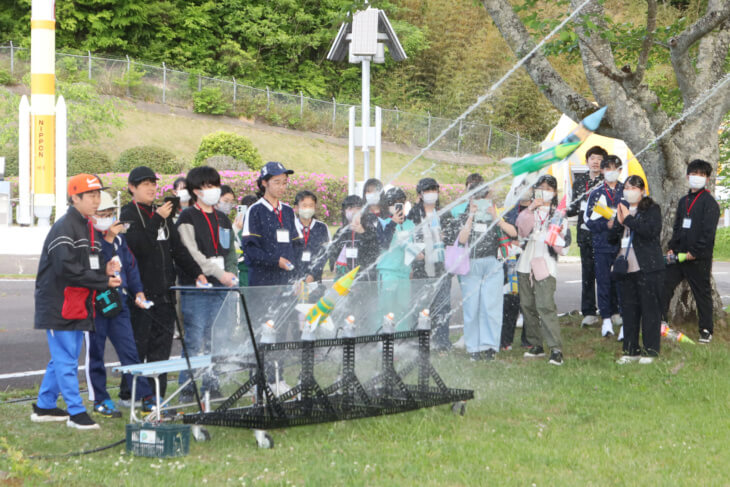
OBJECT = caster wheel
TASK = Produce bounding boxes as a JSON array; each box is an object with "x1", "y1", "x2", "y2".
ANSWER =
[
  {"x1": 451, "y1": 401, "x2": 466, "y2": 416},
  {"x1": 191, "y1": 425, "x2": 211, "y2": 442},
  {"x1": 254, "y1": 429, "x2": 274, "y2": 449}
]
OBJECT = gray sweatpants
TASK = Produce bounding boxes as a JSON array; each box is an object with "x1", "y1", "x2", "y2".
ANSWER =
[{"x1": 517, "y1": 272, "x2": 562, "y2": 351}]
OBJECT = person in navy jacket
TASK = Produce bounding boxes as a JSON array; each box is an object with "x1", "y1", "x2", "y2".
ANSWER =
[
  {"x1": 293, "y1": 190, "x2": 330, "y2": 283},
  {"x1": 242, "y1": 162, "x2": 302, "y2": 287},
  {"x1": 85, "y1": 191, "x2": 155, "y2": 419},
  {"x1": 584, "y1": 155, "x2": 625, "y2": 338}
]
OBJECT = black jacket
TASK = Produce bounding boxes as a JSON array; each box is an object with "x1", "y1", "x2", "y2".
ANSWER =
[
  {"x1": 566, "y1": 171, "x2": 603, "y2": 246},
  {"x1": 667, "y1": 189, "x2": 720, "y2": 261},
  {"x1": 407, "y1": 202, "x2": 458, "y2": 278},
  {"x1": 34, "y1": 206, "x2": 110, "y2": 331},
  {"x1": 609, "y1": 201, "x2": 665, "y2": 273},
  {"x1": 328, "y1": 213, "x2": 381, "y2": 280},
  {"x1": 120, "y1": 201, "x2": 202, "y2": 301}
]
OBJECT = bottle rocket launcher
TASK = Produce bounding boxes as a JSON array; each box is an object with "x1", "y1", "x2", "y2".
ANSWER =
[{"x1": 303, "y1": 266, "x2": 360, "y2": 331}]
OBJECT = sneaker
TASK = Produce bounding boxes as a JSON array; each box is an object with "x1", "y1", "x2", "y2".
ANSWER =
[
  {"x1": 501, "y1": 345, "x2": 512, "y2": 352},
  {"x1": 93, "y1": 399, "x2": 122, "y2": 419},
  {"x1": 469, "y1": 352, "x2": 481, "y2": 362},
  {"x1": 581, "y1": 315, "x2": 599, "y2": 327},
  {"x1": 453, "y1": 335, "x2": 465, "y2": 349},
  {"x1": 30, "y1": 403, "x2": 69, "y2": 423},
  {"x1": 638, "y1": 356, "x2": 655, "y2": 365},
  {"x1": 482, "y1": 349, "x2": 497, "y2": 361},
  {"x1": 611, "y1": 313, "x2": 623, "y2": 326},
  {"x1": 141, "y1": 396, "x2": 159, "y2": 415},
  {"x1": 601, "y1": 319, "x2": 614, "y2": 337},
  {"x1": 67, "y1": 412, "x2": 100, "y2": 430},
  {"x1": 548, "y1": 350, "x2": 564, "y2": 366},
  {"x1": 523, "y1": 346, "x2": 546, "y2": 358},
  {"x1": 616, "y1": 355, "x2": 640, "y2": 364},
  {"x1": 617, "y1": 326, "x2": 624, "y2": 342},
  {"x1": 515, "y1": 314, "x2": 524, "y2": 328},
  {"x1": 699, "y1": 329, "x2": 713, "y2": 344}
]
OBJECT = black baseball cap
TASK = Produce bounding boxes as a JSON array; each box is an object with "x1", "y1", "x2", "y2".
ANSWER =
[{"x1": 128, "y1": 166, "x2": 160, "y2": 184}]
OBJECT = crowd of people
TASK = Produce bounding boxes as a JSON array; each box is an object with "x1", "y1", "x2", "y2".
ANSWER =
[{"x1": 29, "y1": 151, "x2": 721, "y2": 429}]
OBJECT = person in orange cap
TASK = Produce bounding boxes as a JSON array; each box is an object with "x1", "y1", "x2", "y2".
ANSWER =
[{"x1": 31, "y1": 174, "x2": 122, "y2": 430}]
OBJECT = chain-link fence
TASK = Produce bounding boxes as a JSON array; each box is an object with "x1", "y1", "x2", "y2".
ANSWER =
[{"x1": 0, "y1": 42, "x2": 539, "y2": 159}]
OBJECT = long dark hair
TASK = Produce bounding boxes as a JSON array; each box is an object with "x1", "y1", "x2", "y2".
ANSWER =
[
  {"x1": 255, "y1": 175, "x2": 270, "y2": 199},
  {"x1": 624, "y1": 175, "x2": 654, "y2": 212}
]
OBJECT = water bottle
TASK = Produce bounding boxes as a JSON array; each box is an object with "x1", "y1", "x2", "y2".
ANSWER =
[
  {"x1": 261, "y1": 320, "x2": 277, "y2": 344},
  {"x1": 342, "y1": 315, "x2": 356, "y2": 338},
  {"x1": 381, "y1": 312, "x2": 396, "y2": 334},
  {"x1": 417, "y1": 309, "x2": 431, "y2": 331},
  {"x1": 507, "y1": 255, "x2": 519, "y2": 295}
]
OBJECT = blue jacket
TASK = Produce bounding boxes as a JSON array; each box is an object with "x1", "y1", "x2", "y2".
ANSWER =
[
  {"x1": 295, "y1": 217, "x2": 330, "y2": 282},
  {"x1": 99, "y1": 233, "x2": 144, "y2": 309},
  {"x1": 242, "y1": 198, "x2": 302, "y2": 286},
  {"x1": 584, "y1": 181, "x2": 624, "y2": 254}
]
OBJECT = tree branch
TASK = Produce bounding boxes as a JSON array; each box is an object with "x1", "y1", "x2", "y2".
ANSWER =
[
  {"x1": 575, "y1": 33, "x2": 627, "y2": 82},
  {"x1": 631, "y1": 0, "x2": 657, "y2": 87},
  {"x1": 480, "y1": 0, "x2": 594, "y2": 121}
]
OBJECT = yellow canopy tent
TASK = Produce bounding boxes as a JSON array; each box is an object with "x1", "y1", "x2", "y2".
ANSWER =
[{"x1": 542, "y1": 114, "x2": 649, "y2": 201}]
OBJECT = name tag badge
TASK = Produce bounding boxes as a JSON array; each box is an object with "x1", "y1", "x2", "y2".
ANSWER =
[
  {"x1": 345, "y1": 247, "x2": 358, "y2": 259},
  {"x1": 682, "y1": 218, "x2": 692, "y2": 229},
  {"x1": 89, "y1": 254, "x2": 100, "y2": 270},
  {"x1": 474, "y1": 223, "x2": 488, "y2": 233},
  {"x1": 580, "y1": 200, "x2": 588, "y2": 212},
  {"x1": 212, "y1": 256, "x2": 225, "y2": 270},
  {"x1": 301, "y1": 251, "x2": 312, "y2": 262},
  {"x1": 157, "y1": 227, "x2": 167, "y2": 241},
  {"x1": 219, "y1": 228, "x2": 230, "y2": 249},
  {"x1": 621, "y1": 237, "x2": 630, "y2": 249},
  {"x1": 276, "y1": 229, "x2": 290, "y2": 243}
]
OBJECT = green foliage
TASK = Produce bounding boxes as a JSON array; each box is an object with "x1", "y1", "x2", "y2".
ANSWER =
[
  {"x1": 193, "y1": 86, "x2": 231, "y2": 115},
  {"x1": 68, "y1": 147, "x2": 112, "y2": 175},
  {"x1": 719, "y1": 114, "x2": 730, "y2": 210},
  {"x1": 193, "y1": 131, "x2": 264, "y2": 170},
  {"x1": 115, "y1": 145, "x2": 182, "y2": 174},
  {"x1": 0, "y1": 69, "x2": 13, "y2": 86},
  {"x1": 2, "y1": 153, "x2": 18, "y2": 177},
  {"x1": 112, "y1": 64, "x2": 146, "y2": 94},
  {"x1": 57, "y1": 81, "x2": 123, "y2": 144}
]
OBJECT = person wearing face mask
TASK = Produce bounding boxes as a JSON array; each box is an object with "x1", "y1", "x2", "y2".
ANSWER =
[
  {"x1": 176, "y1": 166, "x2": 238, "y2": 401},
  {"x1": 456, "y1": 184, "x2": 515, "y2": 361},
  {"x1": 584, "y1": 155, "x2": 625, "y2": 338},
  {"x1": 376, "y1": 187, "x2": 417, "y2": 332},
  {"x1": 293, "y1": 190, "x2": 331, "y2": 283},
  {"x1": 517, "y1": 175, "x2": 571, "y2": 366},
  {"x1": 661, "y1": 159, "x2": 720, "y2": 344},
  {"x1": 120, "y1": 166, "x2": 206, "y2": 406},
  {"x1": 608, "y1": 176, "x2": 664, "y2": 363},
  {"x1": 85, "y1": 191, "x2": 157, "y2": 418},
  {"x1": 451, "y1": 173, "x2": 484, "y2": 218},
  {"x1": 363, "y1": 178, "x2": 384, "y2": 218},
  {"x1": 407, "y1": 178, "x2": 458, "y2": 351},
  {"x1": 216, "y1": 185, "x2": 236, "y2": 215},
  {"x1": 328, "y1": 195, "x2": 381, "y2": 280},
  {"x1": 173, "y1": 177, "x2": 191, "y2": 211},
  {"x1": 566, "y1": 146, "x2": 607, "y2": 328}
]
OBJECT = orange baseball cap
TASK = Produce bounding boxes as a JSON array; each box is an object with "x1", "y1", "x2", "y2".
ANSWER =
[{"x1": 68, "y1": 173, "x2": 108, "y2": 196}]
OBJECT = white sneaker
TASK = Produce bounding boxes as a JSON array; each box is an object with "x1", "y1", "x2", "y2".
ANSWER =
[
  {"x1": 639, "y1": 357, "x2": 655, "y2": 365},
  {"x1": 617, "y1": 326, "x2": 624, "y2": 342},
  {"x1": 616, "y1": 355, "x2": 640, "y2": 364},
  {"x1": 515, "y1": 314, "x2": 524, "y2": 328},
  {"x1": 581, "y1": 315, "x2": 599, "y2": 327},
  {"x1": 601, "y1": 319, "x2": 614, "y2": 337},
  {"x1": 611, "y1": 314, "x2": 623, "y2": 326},
  {"x1": 453, "y1": 335, "x2": 465, "y2": 349}
]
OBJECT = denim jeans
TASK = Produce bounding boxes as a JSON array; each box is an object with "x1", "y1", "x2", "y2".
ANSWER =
[{"x1": 458, "y1": 257, "x2": 504, "y2": 353}]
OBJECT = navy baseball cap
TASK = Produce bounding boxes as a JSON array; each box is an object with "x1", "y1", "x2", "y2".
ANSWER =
[{"x1": 260, "y1": 161, "x2": 294, "y2": 179}]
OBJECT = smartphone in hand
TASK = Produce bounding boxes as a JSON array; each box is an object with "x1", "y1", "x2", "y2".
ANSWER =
[{"x1": 164, "y1": 196, "x2": 181, "y2": 214}]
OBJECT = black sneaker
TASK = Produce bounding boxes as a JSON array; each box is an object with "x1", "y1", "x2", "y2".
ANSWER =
[
  {"x1": 548, "y1": 350, "x2": 564, "y2": 366},
  {"x1": 30, "y1": 403, "x2": 69, "y2": 423},
  {"x1": 67, "y1": 411, "x2": 100, "y2": 430},
  {"x1": 699, "y1": 329, "x2": 713, "y2": 344},
  {"x1": 523, "y1": 346, "x2": 545, "y2": 358},
  {"x1": 482, "y1": 349, "x2": 497, "y2": 361},
  {"x1": 469, "y1": 353, "x2": 481, "y2": 362}
]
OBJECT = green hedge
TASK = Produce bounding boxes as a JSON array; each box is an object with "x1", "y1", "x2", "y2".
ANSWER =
[
  {"x1": 193, "y1": 86, "x2": 231, "y2": 115},
  {"x1": 115, "y1": 145, "x2": 183, "y2": 174},
  {"x1": 68, "y1": 148, "x2": 112, "y2": 175},
  {"x1": 193, "y1": 131, "x2": 263, "y2": 170}
]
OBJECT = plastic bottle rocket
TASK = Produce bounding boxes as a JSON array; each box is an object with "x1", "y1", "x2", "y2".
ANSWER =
[
  {"x1": 261, "y1": 320, "x2": 277, "y2": 344},
  {"x1": 589, "y1": 194, "x2": 616, "y2": 221},
  {"x1": 304, "y1": 266, "x2": 360, "y2": 330},
  {"x1": 661, "y1": 323, "x2": 695, "y2": 345},
  {"x1": 544, "y1": 195, "x2": 567, "y2": 247},
  {"x1": 665, "y1": 253, "x2": 687, "y2": 265},
  {"x1": 417, "y1": 309, "x2": 431, "y2": 331},
  {"x1": 558, "y1": 106, "x2": 607, "y2": 144},
  {"x1": 506, "y1": 255, "x2": 519, "y2": 295},
  {"x1": 381, "y1": 312, "x2": 396, "y2": 334},
  {"x1": 342, "y1": 315, "x2": 356, "y2": 338}
]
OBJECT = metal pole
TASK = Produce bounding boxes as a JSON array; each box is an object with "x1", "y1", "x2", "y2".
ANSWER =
[
  {"x1": 332, "y1": 97, "x2": 336, "y2": 132},
  {"x1": 348, "y1": 107, "x2": 356, "y2": 195},
  {"x1": 300, "y1": 91, "x2": 304, "y2": 118},
  {"x1": 362, "y1": 58, "x2": 371, "y2": 182},
  {"x1": 487, "y1": 122, "x2": 492, "y2": 151},
  {"x1": 162, "y1": 62, "x2": 166, "y2": 104},
  {"x1": 427, "y1": 112, "x2": 431, "y2": 145},
  {"x1": 198, "y1": 73, "x2": 201, "y2": 92},
  {"x1": 375, "y1": 106, "x2": 382, "y2": 180},
  {"x1": 126, "y1": 55, "x2": 131, "y2": 96},
  {"x1": 87, "y1": 50, "x2": 92, "y2": 80},
  {"x1": 395, "y1": 106, "x2": 399, "y2": 129},
  {"x1": 233, "y1": 77, "x2": 237, "y2": 105},
  {"x1": 515, "y1": 132, "x2": 520, "y2": 156},
  {"x1": 9, "y1": 41, "x2": 13, "y2": 76},
  {"x1": 458, "y1": 119, "x2": 463, "y2": 153},
  {"x1": 266, "y1": 86, "x2": 270, "y2": 111}
]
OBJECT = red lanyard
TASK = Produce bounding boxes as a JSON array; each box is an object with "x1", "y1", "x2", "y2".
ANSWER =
[
  {"x1": 536, "y1": 210, "x2": 549, "y2": 228},
  {"x1": 273, "y1": 207, "x2": 283, "y2": 227},
  {"x1": 195, "y1": 204, "x2": 220, "y2": 255},
  {"x1": 686, "y1": 190, "x2": 704, "y2": 216},
  {"x1": 604, "y1": 187, "x2": 616, "y2": 205},
  {"x1": 302, "y1": 226, "x2": 310, "y2": 248},
  {"x1": 134, "y1": 201, "x2": 154, "y2": 219}
]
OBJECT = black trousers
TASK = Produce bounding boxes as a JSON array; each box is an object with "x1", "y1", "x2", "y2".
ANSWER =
[
  {"x1": 620, "y1": 270, "x2": 663, "y2": 356},
  {"x1": 500, "y1": 293, "x2": 520, "y2": 348},
  {"x1": 579, "y1": 242, "x2": 598, "y2": 316},
  {"x1": 661, "y1": 259, "x2": 714, "y2": 333},
  {"x1": 120, "y1": 300, "x2": 177, "y2": 400}
]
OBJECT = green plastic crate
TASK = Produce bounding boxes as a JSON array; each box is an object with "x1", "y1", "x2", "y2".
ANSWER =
[{"x1": 125, "y1": 423, "x2": 190, "y2": 458}]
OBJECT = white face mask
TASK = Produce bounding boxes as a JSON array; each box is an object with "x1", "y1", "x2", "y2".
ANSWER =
[
  {"x1": 688, "y1": 175, "x2": 706, "y2": 189},
  {"x1": 93, "y1": 216, "x2": 115, "y2": 231},
  {"x1": 198, "y1": 187, "x2": 221, "y2": 206},
  {"x1": 177, "y1": 189, "x2": 191, "y2": 203},
  {"x1": 217, "y1": 201, "x2": 234, "y2": 214},
  {"x1": 365, "y1": 192, "x2": 380, "y2": 206},
  {"x1": 422, "y1": 192, "x2": 438, "y2": 205},
  {"x1": 604, "y1": 170, "x2": 620, "y2": 183},
  {"x1": 345, "y1": 209, "x2": 356, "y2": 222},
  {"x1": 299, "y1": 208, "x2": 315, "y2": 220},
  {"x1": 540, "y1": 191, "x2": 554, "y2": 202},
  {"x1": 624, "y1": 189, "x2": 642, "y2": 204}
]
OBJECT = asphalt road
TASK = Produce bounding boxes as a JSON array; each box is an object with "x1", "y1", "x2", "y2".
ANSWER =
[{"x1": 2, "y1": 262, "x2": 729, "y2": 391}]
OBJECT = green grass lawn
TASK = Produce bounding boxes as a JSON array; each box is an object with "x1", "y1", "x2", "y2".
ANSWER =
[{"x1": 3, "y1": 317, "x2": 730, "y2": 486}]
